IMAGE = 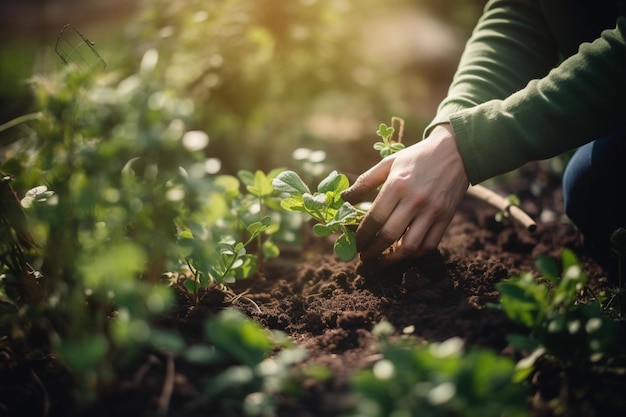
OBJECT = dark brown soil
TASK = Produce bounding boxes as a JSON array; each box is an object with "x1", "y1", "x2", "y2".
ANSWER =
[{"x1": 2, "y1": 161, "x2": 624, "y2": 417}]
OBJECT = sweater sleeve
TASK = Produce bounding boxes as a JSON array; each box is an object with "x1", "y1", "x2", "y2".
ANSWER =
[
  {"x1": 452, "y1": 16, "x2": 626, "y2": 184},
  {"x1": 424, "y1": 0, "x2": 560, "y2": 134}
]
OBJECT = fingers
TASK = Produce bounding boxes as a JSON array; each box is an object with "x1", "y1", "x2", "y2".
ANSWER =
[
  {"x1": 357, "y1": 189, "x2": 414, "y2": 257},
  {"x1": 380, "y1": 215, "x2": 451, "y2": 264},
  {"x1": 341, "y1": 157, "x2": 393, "y2": 204},
  {"x1": 358, "y1": 195, "x2": 448, "y2": 263}
]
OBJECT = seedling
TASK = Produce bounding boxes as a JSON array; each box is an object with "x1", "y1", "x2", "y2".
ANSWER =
[
  {"x1": 272, "y1": 118, "x2": 408, "y2": 261},
  {"x1": 236, "y1": 168, "x2": 284, "y2": 260},
  {"x1": 495, "y1": 249, "x2": 618, "y2": 382},
  {"x1": 272, "y1": 170, "x2": 365, "y2": 261},
  {"x1": 494, "y1": 194, "x2": 521, "y2": 223},
  {"x1": 373, "y1": 116, "x2": 405, "y2": 158},
  {"x1": 177, "y1": 215, "x2": 271, "y2": 304},
  {"x1": 348, "y1": 321, "x2": 528, "y2": 417}
]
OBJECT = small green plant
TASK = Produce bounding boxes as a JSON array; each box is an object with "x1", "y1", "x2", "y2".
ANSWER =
[
  {"x1": 177, "y1": 215, "x2": 271, "y2": 303},
  {"x1": 236, "y1": 168, "x2": 285, "y2": 260},
  {"x1": 198, "y1": 308, "x2": 310, "y2": 416},
  {"x1": 272, "y1": 117, "x2": 407, "y2": 261},
  {"x1": 494, "y1": 194, "x2": 521, "y2": 223},
  {"x1": 175, "y1": 168, "x2": 291, "y2": 304},
  {"x1": 495, "y1": 249, "x2": 619, "y2": 382},
  {"x1": 347, "y1": 321, "x2": 528, "y2": 417},
  {"x1": 373, "y1": 117, "x2": 405, "y2": 158},
  {"x1": 272, "y1": 170, "x2": 365, "y2": 261}
]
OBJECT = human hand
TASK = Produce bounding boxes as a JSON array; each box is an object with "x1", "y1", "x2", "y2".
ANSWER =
[{"x1": 341, "y1": 123, "x2": 469, "y2": 263}]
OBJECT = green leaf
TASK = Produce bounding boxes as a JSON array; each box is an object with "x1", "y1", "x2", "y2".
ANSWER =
[
  {"x1": 262, "y1": 240, "x2": 280, "y2": 259},
  {"x1": 512, "y1": 347, "x2": 545, "y2": 383},
  {"x1": 179, "y1": 229, "x2": 194, "y2": 240},
  {"x1": 506, "y1": 333, "x2": 540, "y2": 352},
  {"x1": 303, "y1": 193, "x2": 326, "y2": 212},
  {"x1": 506, "y1": 194, "x2": 521, "y2": 206},
  {"x1": 237, "y1": 169, "x2": 256, "y2": 186},
  {"x1": 279, "y1": 196, "x2": 306, "y2": 212},
  {"x1": 184, "y1": 345, "x2": 220, "y2": 365},
  {"x1": 185, "y1": 279, "x2": 200, "y2": 294},
  {"x1": 313, "y1": 223, "x2": 333, "y2": 237},
  {"x1": 247, "y1": 170, "x2": 274, "y2": 197},
  {"x1": 535, "y1": 255, "x2": 559, "y2": 285},
  {"x1": 335, "y1": 202, "x2": 360, "y2": 223},
  {"x1": 376, "y1": 123, "x2": 394, "y2": 141},
  {"x1": 232, "y1": 254, "x2": 257, "y2": 279},
  {"x1": 373, "y1": 142, "x2": 385, "y2": 151},
  {"x1": 205, "y1": 309, "x2": 272, "y2": 367},
  {"x1": 334, "y1": 231, "x2": 357, "y2": 261},
  {"x1": 390, "y1": 143, "x2": 405, "y2": 152},
  {"x1": 213, "y1": 175, "x2": 241, "y2": 199},
  {"x1": 57, "y1": 335, "x2": 109, "y2": 372},
  {"x1": 317, "y1": 170, "x2": 347, "y2": 193},
  {"x1": 272, "y1": 170, "x2": 310, "y2": 195},
  {"x1": 560, "y1": 248, "x2": 580, "y2": 271},
  {"x1": 247, "y1": 216, "x2": 271, "y2": 236}
]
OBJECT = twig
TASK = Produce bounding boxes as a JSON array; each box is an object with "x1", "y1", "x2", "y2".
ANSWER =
[
  {"x1": 225, "y1": 288, "x2": 262, "y2": 313},
  {"x1": 391, "y1": 116, "x2": 405, "y2": 144},
  {"x1": 0, "y1": 112, "x2": 43, "y2": 135},
  {"x1": 157, "y1": 353, "x2": 175, "y2": 417},
  {"x1": 30, "y1": 369, "x2": 50, "y2": 417},
  {"x1": 133, "y1": 354, "x2": 160, "y2": 386},
  {"x1": 466, "y1": 184, "x2": 537, "y2": 232}
]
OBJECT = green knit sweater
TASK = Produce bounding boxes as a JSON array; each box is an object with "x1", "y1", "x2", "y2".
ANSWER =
[{"x1": 425, "y1": 0, "x2": 626, "y2": 184}]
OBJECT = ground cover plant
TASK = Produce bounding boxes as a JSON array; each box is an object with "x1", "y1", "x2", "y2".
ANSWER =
[{"x1": 2, "y1": 1, "x2": 626, "y2": 416}]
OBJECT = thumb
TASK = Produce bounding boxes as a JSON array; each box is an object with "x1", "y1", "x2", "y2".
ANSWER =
[{"x1": 341, "y1": 157, "x2": 393, "y2": 204}]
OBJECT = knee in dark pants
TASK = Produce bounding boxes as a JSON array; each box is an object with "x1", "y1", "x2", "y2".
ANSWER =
[{"x1": 562, "y1": 129, "x2": 626, "y2": 279}]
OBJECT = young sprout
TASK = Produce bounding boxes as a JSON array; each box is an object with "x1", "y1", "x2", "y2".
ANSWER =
[
  {"x1": 272, "y1": 170, "x2": 366, "y2": 261},
  {"x1": 373, "y1": 116, "x2": 405, "y2": 158}
]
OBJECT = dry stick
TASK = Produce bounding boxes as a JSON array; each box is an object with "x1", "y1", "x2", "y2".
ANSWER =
[
  {"x1": 30, "y1": 370, "x2": 50, "y2": 417},
  {"x1": 157, "y1": 353, "x2": 176, "y2": 417},
  {"x1": 466, "y1": 184, "x2": 537, "y2": 232}
]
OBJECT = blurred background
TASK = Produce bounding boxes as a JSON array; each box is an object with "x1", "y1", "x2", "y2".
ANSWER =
[{"x1": 0, "y1": 0, "x2": 487, "y2": 177}]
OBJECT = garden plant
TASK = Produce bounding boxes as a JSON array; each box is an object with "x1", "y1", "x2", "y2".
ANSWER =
[{"x1": 1, "y1": 0, "x2": 626, "y2": 416}]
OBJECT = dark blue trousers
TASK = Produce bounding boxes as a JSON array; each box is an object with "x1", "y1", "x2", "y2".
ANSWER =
[{"x1": 563, "y1": 127, "x2": 626, "y2": 277}]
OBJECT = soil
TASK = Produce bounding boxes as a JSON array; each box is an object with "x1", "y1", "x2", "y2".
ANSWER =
[{"x1": 2, "y1": 161, "x2": 625, "y2": 417}]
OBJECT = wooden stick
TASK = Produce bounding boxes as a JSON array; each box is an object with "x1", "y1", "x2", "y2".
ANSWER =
[{"x1": 466, "y1": 184, "x2": 537, "y2": 232}]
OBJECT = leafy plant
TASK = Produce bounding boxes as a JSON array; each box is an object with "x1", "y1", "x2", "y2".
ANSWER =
[
  {"x1": 347, "y1": 321, "x2": 528, "y2": 417},
  {"x1": 174, "y1": 168, "x2": 292, "y2": 304},
  {"x1": 0, "y1": 54, "x2": 282, "y2": 401},
  {"x1": 495, "y1": 249, "x2": 619, "y2": 382},
  {"x1": 373, "y1": 117, "x2": 405, "y2": 158},
  {"x1": 196, "y1": 308, "x2": 313, "y2": 416},
  {"x1": 272, "y1": 169, "x2": 365, "y2": 261},
  {"x1": 272, "y1": 118, "x2": 409, "y2": 261}
]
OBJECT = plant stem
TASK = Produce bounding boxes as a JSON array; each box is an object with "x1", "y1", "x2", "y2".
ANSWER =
[
  {"x1": 0, "y1": 112, "x2": 43, "y2": 135},
  {"x1": 391, "y1": 116, "x2": 404, "y2": 144}
]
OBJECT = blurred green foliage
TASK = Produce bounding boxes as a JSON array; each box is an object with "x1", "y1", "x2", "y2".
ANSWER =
[
  {"x1": 348, "y1": 322, "x2": 528, "y2": 417},
  {"x1": 0, "y1": 0, "x2": 488, "y2": 411}
]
